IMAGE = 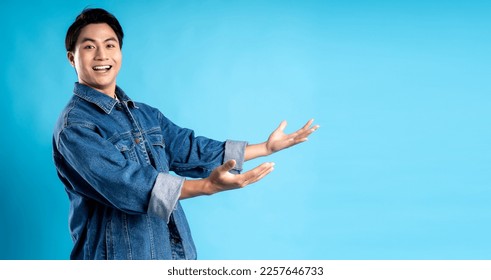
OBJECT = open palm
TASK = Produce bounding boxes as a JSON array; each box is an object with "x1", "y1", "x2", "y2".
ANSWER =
[{"x1": 266, "y1": 119, "x2": 319, "y2": 154}]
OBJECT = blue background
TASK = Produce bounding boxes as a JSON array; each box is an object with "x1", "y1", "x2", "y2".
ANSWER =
[{"x1": 1, "y1": 0, "x2": 490, "y2": 259}]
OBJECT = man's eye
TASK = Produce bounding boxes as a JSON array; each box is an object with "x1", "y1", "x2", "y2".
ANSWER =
[
  {"x1": 83, "y1": 45, "x2": 95, "y2": 49},
  {"x1": 107, "y1": 44, "x2": 116, "y2": 48}
]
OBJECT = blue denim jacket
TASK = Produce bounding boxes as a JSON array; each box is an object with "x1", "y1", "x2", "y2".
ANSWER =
[{"x1": 52, "y1": 83, "x2": 247, "y2": 259}]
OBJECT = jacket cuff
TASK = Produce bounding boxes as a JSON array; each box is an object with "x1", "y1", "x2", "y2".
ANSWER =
[
  {"x1": 224, "y1": 140, "x2": 248, "y2": 174},
  {"x1": 148, "y1": 173, "x2": 184, "y2": 223}
]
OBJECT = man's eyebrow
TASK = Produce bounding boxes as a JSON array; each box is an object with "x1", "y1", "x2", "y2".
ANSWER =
[
  {"x1": 104, "y1": 37, "x2": 118, "y2": 43},
  {"x1": 80, "y1": 37, "x2": 96, "y2": 43},
  {"x1": 79, "y1": 37, "x2": 119, "y2": 43}
]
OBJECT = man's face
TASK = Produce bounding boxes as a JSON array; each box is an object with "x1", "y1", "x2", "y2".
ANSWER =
[{"x1": 67, "y1": 23, "x2": 122, "y2": 96}]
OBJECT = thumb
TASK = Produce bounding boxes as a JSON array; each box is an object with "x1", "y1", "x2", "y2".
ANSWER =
[
  {"x1": 277, "y1": 120, "x2": 287, "y2": 132},
  {"x1": 218, "y1": 159, "x2": 236, "y2": 172}
]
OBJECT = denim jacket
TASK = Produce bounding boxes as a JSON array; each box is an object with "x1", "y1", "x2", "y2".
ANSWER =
[{"x1": 52, "y1": 83, "x2": 247, "y2": 259}]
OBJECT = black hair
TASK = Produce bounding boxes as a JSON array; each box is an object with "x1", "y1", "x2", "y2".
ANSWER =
[{"x1": 65, "y1": 8, "x2": 124, "y2": 52}]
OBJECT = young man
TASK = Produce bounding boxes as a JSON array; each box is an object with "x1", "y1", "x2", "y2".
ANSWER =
[{"x1": 53, "y1": 8, "x2": 319, "y2": 260}]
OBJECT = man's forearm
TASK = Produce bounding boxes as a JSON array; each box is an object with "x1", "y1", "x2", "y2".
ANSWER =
[
  {"x1": 179, "y1": 178, "x2": 212, "y2": 199},
  {"x1": 244, "y1": 142, "x2": 271, "y2": 161}
]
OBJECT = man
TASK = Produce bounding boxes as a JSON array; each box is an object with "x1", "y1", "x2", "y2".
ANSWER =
[{"x1": 53, "y1": 8, "x2": 319, "y2": 260}]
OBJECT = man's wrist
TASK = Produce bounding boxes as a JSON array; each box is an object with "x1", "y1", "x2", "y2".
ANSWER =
[
  {"x1": 202, "y1": 178, "x2": 214, "y2": 196},
  {"x1": 245, "y1": 142, "x2": 272, "y2": 161},
  {"x1": 263, "y1": 142, "x2": 273, "y2": 156},
  {"x1": 180, "y1": 178, "x2": 214, "y2": 199}
]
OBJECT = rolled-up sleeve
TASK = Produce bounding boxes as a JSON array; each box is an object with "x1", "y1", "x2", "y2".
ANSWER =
[
  {"x1": 149, "y1": 140, "x2": 246, "y2": 223},
  {"x1": 148, "y1": 173, "x2": 185, "y2": 223},
  {"x1": 224, "y1": 140, "x2": 248, "y2": 174}
]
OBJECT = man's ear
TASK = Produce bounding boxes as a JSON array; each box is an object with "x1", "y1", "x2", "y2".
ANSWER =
[{"x1": 67, "y1": 51, "x2": 75, "y2": 67}]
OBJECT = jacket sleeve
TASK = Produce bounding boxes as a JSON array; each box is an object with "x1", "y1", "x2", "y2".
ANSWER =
[
  {"x1": 55, "y1": 123, "x2": 182, "y2": 222},
  {"x1": 157, "y1": 112, "x2": 247, "y2": 178}
]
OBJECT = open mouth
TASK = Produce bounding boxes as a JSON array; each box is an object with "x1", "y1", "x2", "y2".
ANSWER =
[{"x1": 92, "y1": 65, "x2": 112, "y2": 71}]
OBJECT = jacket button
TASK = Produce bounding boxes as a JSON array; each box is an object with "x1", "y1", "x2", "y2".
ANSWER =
[{"x1": 135, "y1": 138, "x2": 141, "y2": 144}]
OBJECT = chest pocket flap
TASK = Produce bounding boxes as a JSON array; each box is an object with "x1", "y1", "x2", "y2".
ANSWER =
[{"x1": 110, "y1": 134, "x2": 139, "y2": 163}]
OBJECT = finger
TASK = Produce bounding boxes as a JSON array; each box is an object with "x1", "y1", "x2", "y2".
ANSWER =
[
  {"x1": 241, "y1": 162, "x2": 273, "y2": 179},
  {"x1": 294, "y1": 137, "x2": 309, "y2": 143},
  {"x1": 290, "y1": 127, "x2": 318, "y2": 144},
  {"x1": 277, "y1": 120, "x2": 287, "y2": 132},
  {"x1": 300, "y1": 125, "x2": 320, "y2": 137},
  {"x1": 239, "y1": 162, "x2": 274, "y2": 186},
  {"x1": 281, "y1": 119, "x2": 315, "y2": 138},
  {"x1": 295, "y1": 123, "x2": 320, "y2": 139},
  {"x1": 242, "y1": 163, "x2": 275, "y2": 186},
  {"x1": 244, "y1": 164, "x2": 274, "y2": 185},
  {"x1": 288, "y1": 119, "x2": 314, "y2": 138},
  {"x1": 217, "y1": 159, "x2": 236, "y2": 173},
  {"x1": 302, "y1": 119, "x2": 314, "y2": 130}
]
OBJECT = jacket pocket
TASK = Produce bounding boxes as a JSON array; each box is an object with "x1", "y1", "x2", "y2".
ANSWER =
[
  {"x1": 146, "y1": 130, "x2": 169, "y2": 172},
  {"x1": 112, "y1": 133, "x2": 139, "y2": 163}
]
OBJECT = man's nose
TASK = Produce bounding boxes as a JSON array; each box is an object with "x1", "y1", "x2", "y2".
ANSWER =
[{"x1": 95, "y1": 47, "x2": 108, "y2": 60}]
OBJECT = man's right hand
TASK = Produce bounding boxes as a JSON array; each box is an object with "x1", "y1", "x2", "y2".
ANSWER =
[
  {"x1": 179, "y1": 160, "x2": 275, "y2": 199},
  {"x1": 205, "y1": 160, "x2": 275, "y2": 194}
]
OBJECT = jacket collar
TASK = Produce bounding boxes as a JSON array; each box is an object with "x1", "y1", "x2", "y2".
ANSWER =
[{"x1": 73, "y1": 82, "x2": 137, "y2": 114}]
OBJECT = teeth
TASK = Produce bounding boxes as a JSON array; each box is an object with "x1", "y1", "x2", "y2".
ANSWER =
[{"x1": 93, "y1": 65, "x2": 111, "y2": 70}]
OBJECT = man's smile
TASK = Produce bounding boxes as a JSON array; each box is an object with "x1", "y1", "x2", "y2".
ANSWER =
[{"x1": 92, "y1": 65, "x2": 112, "y2": 71}]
